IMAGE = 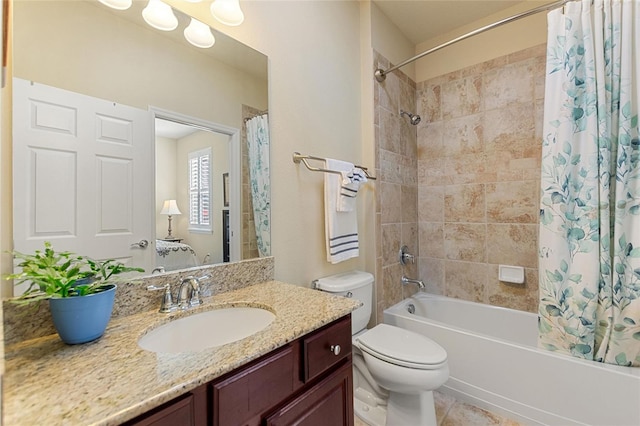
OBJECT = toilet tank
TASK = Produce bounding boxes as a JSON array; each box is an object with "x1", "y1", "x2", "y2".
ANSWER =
[{"x1": 313, "y1": 270, "x2": 373, "y2": 335}]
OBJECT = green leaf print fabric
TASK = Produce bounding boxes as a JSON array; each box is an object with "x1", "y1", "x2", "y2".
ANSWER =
[
  {"x1": 246, "y1": 114, "x2": 271, "y2": 257},
  {"x1": 539, "y1": 0, "x2": 640, "y2": 366}
]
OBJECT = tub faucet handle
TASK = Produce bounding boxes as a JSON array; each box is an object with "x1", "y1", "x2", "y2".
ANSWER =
[{"x1": 399, "y1": 245, "x2": 415, "y2": 265}]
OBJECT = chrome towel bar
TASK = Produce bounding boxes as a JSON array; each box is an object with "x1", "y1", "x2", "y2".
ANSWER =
[{"x1": 292, "y1": 152, "x2": 377, "y2": 180}]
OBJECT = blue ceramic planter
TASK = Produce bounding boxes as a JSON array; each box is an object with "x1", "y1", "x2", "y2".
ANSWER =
[{"x1": 48, "y1": 284, "x2": 117, "y2": 344}]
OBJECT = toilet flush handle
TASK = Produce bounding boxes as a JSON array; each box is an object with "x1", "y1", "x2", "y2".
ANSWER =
[{"x1": 330, "y1": 344, "x2": 341, "y2": 356}]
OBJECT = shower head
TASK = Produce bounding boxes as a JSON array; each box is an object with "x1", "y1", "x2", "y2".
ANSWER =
[{"x1": 400, "y1": 109, "x2": 421, "y2": 125}]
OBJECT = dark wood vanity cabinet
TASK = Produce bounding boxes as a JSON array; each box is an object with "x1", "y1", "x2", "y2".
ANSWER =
[
  {"x1": 264, "y1": 361, "x2": 353, "y2": 426},
  {"x1": 123, "y1": 386, "x2": 208, "y2": 426},
  {"x1": 125, "y1": 315, "x2": 353, "y2": 426}
]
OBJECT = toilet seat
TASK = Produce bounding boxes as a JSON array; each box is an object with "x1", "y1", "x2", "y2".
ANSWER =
[{"x1": 355, "y1": 324, "x2": 447, "y2": 370}]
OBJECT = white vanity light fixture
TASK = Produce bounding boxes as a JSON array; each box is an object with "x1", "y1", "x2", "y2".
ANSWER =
[
  {"x1": 160, "y1": 199, "x2": 182, "y2": 238},
  {"x1": 210, "y1": 0, "x2": 244, "y2": 26},
  {"x1": 142, "y1": 0, "x2": 179, "y2": 31},
  {"x1": 184, "y1": 18, "x2": 216, "y2": 48},
  {"x1": 97, "y1": 0, "x2": 132, "y2": 10}
]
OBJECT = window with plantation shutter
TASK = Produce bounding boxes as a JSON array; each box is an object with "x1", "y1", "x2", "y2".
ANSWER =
[{"x1": 188, "y1": 148, "x2": 212, "y2": 233}]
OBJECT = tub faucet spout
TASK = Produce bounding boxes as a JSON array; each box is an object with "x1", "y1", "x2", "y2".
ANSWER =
[{"x1": 401, "y1": 275, "x2": 425, "y2": 289}]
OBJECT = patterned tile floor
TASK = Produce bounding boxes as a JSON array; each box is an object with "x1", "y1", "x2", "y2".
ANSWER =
[{"x1": 354, "y1": 391, "x2": 523, "y2": 426}]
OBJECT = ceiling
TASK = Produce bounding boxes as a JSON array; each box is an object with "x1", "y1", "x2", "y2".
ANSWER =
[
  {"x1": 155, "y1": 118, "x2": 200, "y2": 139},
  {"x1": 372, "y1": 0, "x2": 528, "y2": 45}
]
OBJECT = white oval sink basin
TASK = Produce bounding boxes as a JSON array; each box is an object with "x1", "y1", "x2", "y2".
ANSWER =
[{"x1": 138, "y1": 307, "x2": 275, "y2": 353}]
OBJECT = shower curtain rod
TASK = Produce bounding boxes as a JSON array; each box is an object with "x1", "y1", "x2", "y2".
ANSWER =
[{"x1": 374, "y1": 0, "x2": 571, "y2": 82}]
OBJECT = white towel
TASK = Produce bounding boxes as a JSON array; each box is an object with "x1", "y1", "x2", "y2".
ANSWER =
[
  {"x1": 337, "y1": 167, "x2": 367, "y2": 212},
  {"x1": 325, "y1": 158, "x2": 359, "y2": 264}
]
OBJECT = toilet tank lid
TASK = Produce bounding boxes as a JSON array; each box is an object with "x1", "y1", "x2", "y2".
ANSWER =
[{"x1": 314, "y1": 270, "x2": 374, "y2": 292}]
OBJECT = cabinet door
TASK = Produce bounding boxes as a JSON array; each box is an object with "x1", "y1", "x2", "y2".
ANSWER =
[
  {"x1": 212, "y1": 345, "x2": 295, "y2": 426},
  {"x1": 264, "y1": 361, "x2": 353, "y2": 426},
  {"x1": 123, "y1": 385, "x2": 207, "y2": 426}
]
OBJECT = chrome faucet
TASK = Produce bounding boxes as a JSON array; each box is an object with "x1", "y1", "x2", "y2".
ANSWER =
[
  {"x1": 176, "y1": 275, "x2": 209, "y2": 310},
  {"x1": 401, "y1": 275, "x2": 425, "y2": 289}
]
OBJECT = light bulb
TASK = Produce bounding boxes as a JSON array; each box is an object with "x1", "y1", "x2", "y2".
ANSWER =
[
  {"x1": 142, "y1": 0, "x2": 178, "y2": 31},
  {"x1": 184, "y1": 18, "x2": 216, "y2": 48},
  {"x1": 97, "y1": 0, "x2": 132, "y2": 10},
  {"x1": 210, "y1": 0, "x2": 244, "y2": 26}
]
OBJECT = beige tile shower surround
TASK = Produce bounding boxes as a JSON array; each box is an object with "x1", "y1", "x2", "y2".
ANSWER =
[
  {"x1": 374, "y1": 51, "x2": 420, "y2": 325},
  {"x1": 375, "y1": 43, "x2": 545, "y2": 315}
]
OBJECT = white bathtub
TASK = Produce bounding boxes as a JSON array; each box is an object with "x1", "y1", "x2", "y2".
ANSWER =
[{"x1": 384, "y1": 293, "x2": 640, "y2": 426}]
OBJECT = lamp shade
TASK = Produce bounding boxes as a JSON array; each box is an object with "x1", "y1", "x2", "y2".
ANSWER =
[
  {"x1": 160, "y1": 200, "x2": 182, "y2": 215},
  {"x1": 210, "y1": 0, "x2": 244, "y2": 26},
  {"x1": 184, "y1": 18, "x2": 216, "y2": 48},
  {"x1": 142, "y1": 0, "x2": 178, "y2": 31}
]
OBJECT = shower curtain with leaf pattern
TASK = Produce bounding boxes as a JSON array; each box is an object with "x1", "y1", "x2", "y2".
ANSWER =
[
  {"x1": 246, "y1": 114, "x2": 271, "y2": 257},
  {"x1": 538, "y1": 0, "x2": 640, "y2": 366}
]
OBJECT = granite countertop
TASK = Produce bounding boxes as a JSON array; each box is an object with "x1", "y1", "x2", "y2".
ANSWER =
[{"x1": 2, "y1": 281, "x2": 360, "y2": 426}]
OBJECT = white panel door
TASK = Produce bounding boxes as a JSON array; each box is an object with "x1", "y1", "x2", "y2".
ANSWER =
[{"x1": 13, "y1": 78, "x2": 154, "y2": 273}]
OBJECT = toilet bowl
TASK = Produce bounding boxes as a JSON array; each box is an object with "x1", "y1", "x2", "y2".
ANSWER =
[
  {"x1": 356, "y1": 324, "x2": 449, "y2": 426},
  {"x1": 314, "y1": 271, "x2": 449, "y2": 426},
  {"x1": 352, "y1": 335, "x2": 389, "y2": 426}
]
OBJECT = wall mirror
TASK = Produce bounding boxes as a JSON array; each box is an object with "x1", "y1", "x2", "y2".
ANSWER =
[{"x1": 11, "y1": 0, "x2": 269, "y2": 279}]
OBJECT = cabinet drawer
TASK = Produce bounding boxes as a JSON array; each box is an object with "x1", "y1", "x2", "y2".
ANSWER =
[
  {"x1": 212, "y1": 345, "x2": 295, "y2": 426},
  {"x1": 303, "y1": 315, "x2": 352, "y2": 382}
]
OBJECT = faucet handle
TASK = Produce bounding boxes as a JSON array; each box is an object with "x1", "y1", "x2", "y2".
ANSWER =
[
  {"x1": 189, "y1": 276, "x2": 210, "y2": 307},
  {"x1": 147, "y1": 283, "x2": 177, "y2": 313},
  {"x1": 189, "y1": 275, "x2": 210, "y2": 307},
  {"x1": 399, "y1": 245, "x2": 416, "y2": 265}
]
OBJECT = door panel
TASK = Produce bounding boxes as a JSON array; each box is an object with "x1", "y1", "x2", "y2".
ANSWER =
[
  {"x1": 13, "y1": 78, "x2": 154, "y2": 274},
  {"x1": 30, "y1": 147, "x2": 77, "y2": 236}
]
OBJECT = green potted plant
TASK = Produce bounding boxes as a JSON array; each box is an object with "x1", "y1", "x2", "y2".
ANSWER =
[{"x1": 6, "y1": 241, "x2": 144, "y2": 344}]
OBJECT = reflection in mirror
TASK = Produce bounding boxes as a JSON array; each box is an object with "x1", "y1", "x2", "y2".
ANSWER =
[
  {"x1": 153, "y1": 114, "x2": 240, "y2": 271},
  {"x1": 11, "y1": 0, "x2": 269, "y2": 279}
]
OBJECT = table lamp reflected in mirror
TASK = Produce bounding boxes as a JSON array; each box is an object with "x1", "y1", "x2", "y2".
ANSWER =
[{"x1": 160, "y1": 199, "x2": 181, "y2": 239}]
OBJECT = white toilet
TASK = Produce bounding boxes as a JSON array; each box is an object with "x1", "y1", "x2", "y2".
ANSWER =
[{"x1": 314, "y1": 271, "x2": 449, "y2": 426}]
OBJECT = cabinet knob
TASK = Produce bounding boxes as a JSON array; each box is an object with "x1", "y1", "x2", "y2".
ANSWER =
[{"x1": 330, "y1": 344, "x2": 341, "y2": 356}]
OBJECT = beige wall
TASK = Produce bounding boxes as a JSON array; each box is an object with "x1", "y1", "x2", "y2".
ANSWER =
[
  {"x1": 155, "y1": 136, "x2": 179, "y2": 240},
  {"x1": 414, "y1": 2, "x2": 547, "y2": 82},
  {"x1": 156, "y1": 131, "x2": 230, "y2": 263},
  {"x1": 2, "y1": 0, "x2": 552, "y2": 297},
  {"x1": 12, "y1": 1, "x2": 267, "y2": 130},
  {"x1": 165, "y1": 0, "x2": 372, "y2": 286},
  {"x1": 370, "y1": 2, "x2": 415, "y2": 82},
  {"x1": 175, "y1": 131, "x2": 229, "y2": 264},
  {"x1": 3, "y1": 0, "x2": 370, "y2": 291}
]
